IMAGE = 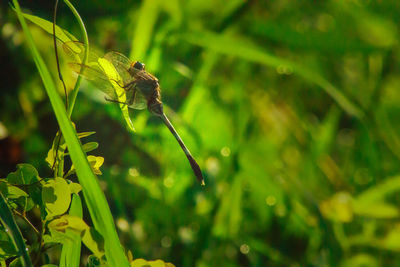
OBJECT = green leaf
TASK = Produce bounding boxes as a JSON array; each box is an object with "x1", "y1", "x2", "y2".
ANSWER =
[
  {"x1": 68, "y1": 182, "x2": 82, "y2": 195},
  {"x1": 66, "y1": 156, "x2": 104, "y2": 177},
  {"x1": 0, "y1": 181, "x2": 34, "y2": 212},
  {"x1": 16, "y1": 10, "x2": 77, "y2": 44},
  {"x1": 81, "y1": 142, "x2": 99, "y2": 153},
  {"x1": 0, "y1": 182, "x2": 28, "y2": 199},
  {"x1": 341, "y1": 254, "x2": 378, "y2": 267},
  {"x1": 88, "y1": 156, "x2": 105, "y2": 175},
  {"x1": 4, "y1": 186, "x2": 28, "y2": 199},
  {"x1": 350, "y1": 175, "x2": 400, "y2": 219},
  {"x1": 130, "y1": 259, "x2": 175, "y2": 267},
  {"x1": 45, "y1": 131, "x2": 66, "y2": 169},
  {"x1": 353, "y1": 202, "x2": 399, "y2": 219},
  {"x1": 48, "y1": 215, "x2": 105, "y2": 259},
  {"x1": 3, "y1": 164, "x2": 40, "y2": 212},
  {"x1": 77, "y1": 131, "x2": 96, "y2": 139},
  {"x1": 60, "y1": 194, "x2": 82, "y2": 267},
  {"x1": 42, "y1": 177, "x2": 72, "y2": 219},
  {"x1": 355, "y1": 175, "x2": 400, "y2": 204},
  {"x1": 6, "y1": 164, "x2": 39, "y2": 185},
  {"x1": 379, "y1": 225, "x2": 400, "y2": 252}
]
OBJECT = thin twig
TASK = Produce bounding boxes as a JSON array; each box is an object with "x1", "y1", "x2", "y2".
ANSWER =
[
  {"x1": 51, "y1": 0, "x2": 68, "y2": 176},
  {"x1": 53, "y1": 0, "x2": 68, "y2": 109},
  {"x1": 13, "y1": 210, "x2": 40, "y2": 235}
]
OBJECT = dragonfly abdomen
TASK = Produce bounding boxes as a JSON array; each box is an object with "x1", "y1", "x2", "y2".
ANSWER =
[{"x1": 147, "y1": 86, "x2": 163, "y2": 116}]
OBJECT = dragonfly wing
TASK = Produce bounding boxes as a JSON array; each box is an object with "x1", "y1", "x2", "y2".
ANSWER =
[
  {"x1": 68, "y1": 62, "x2": 118, "y2": 99},
  {"x1": 62, "y1": 41, "x2": 103, "y2": 64},
  {"x1": 103, "y1": 52, "x2": 134, "y2": 85},
  {"x1": 103, "y1": 52, "x2": 149, "y2": 110},
  {"x1": 64, "y1": 42, "x2": 144, "y2": 108},
  {"x1": 126, "y1": 87, "x2": 147, "y2": 110}
]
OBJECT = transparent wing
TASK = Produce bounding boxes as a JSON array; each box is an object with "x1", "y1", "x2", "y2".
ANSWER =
[
  {"x1": 103, "y1": 52, "x2": 149, "y2": 110},
  {"x1": 103, "y1": 52, "x2": 134, "y2": 85},
  {"x1": 62, "y1": 41, "x2": 102, "y2": 64},
  {"x1": 64, "y1": 42, "x2": 148, "y2": 110},
  {"x1": 68, "y1": 62, "x2": 118, "y2": 100},
  {"x1": 126, "y1": 87, "x2": 147, "y2": 110}
]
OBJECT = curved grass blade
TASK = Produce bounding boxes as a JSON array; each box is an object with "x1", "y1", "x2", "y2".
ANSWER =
[
  {"x1": 129, "y1": 0, "x2": 160, "y2": 61},
  {"x1": 12, "y1": 1, "x2": 129, "y2": 266},
  {"x1": 14, "y1": 10, "x2": 78, "y2": 43},
  {"x1": 62, "y1": 0, "x2": 90, "y2": 118}
]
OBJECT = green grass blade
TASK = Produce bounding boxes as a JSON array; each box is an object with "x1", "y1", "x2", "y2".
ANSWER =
[
  {"x1": 60, "y1": 194, "x2": 82, "y2": 267},
  {"x1": 183, "y1": 30, "x2": 364, "y2": 119},
  {"x1": 0, "y1": 193, "x2": 33, "y2": 267},
  {"x1": 12, "y1": 1, "x2": 129, "y2": 266},
  {"x1": 16, "y1": 11, "x2": 77, "y2": 43},
  {"x1": 129, "y1": 0, "x2": 160, "y2": 61}
]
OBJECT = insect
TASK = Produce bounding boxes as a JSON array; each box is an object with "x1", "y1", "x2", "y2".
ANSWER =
[{"x1": 63, "y1": 42, "x2": 205, "y2": 185}]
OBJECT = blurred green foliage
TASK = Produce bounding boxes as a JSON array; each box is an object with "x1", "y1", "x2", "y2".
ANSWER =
[{"x1": 1, "y1": 0, "x2": 400, "y2": 266}]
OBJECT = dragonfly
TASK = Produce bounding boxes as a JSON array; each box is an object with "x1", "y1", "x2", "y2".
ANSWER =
[{"x1": 63, "y1": 41, "x2": 205, "y2": 185}]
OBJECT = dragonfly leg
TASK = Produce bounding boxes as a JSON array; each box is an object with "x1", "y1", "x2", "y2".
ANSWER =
[
  {"x1": 123, "y1": 80, "x2": 136, "y2": 90},
  {"x1": 127, "y1": 85, "x2": 138, "y2": 106},
  {"x1": 108, "y1": 78, "x2": 125, "y2": 89},
  {"x1": 104, "y1": 96, "x2": 129, "y2": 106}
]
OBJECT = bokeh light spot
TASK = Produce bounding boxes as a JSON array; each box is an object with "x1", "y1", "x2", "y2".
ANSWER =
[
  {"x1": 206, "y1": 157, "x2": 220, "y2": 176},
  {"x1": 163, "y1": 176, "x2": 175, "y2": 188},
  {"x1": 220, "y1": 146, "x2": 231, "y2": 157},
  {"x1": 265, "y1": 195, "x2": 277, "y2": 206},
  {"x1": 240, "y1": 244, "x2": 250, "y2": 254},
  {"x1": 117, "y1": 218, "x2": 129, "y2": 232},
  {"x1": 129, "y1": 167, "x2": 140, "y2": 177},
  {"x1": 161, "y1": 236, "x2": 172, "y2": 248}
]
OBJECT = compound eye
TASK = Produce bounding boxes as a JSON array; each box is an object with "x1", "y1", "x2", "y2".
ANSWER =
[{"x1": 133, "y1": 61, "x2": 145, "y2": 70}]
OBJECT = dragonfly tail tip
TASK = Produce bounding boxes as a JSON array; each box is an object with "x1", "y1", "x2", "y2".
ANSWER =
[{"x1": 187, "y1": 154, "x2": 205, "y2": 186}]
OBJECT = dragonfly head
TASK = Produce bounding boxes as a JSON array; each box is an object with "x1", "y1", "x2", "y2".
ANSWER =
[
  {"x1": 133, "y1": 61, "x2": 145, "y2": 70},
  {"x1": 128, "y1": 61, "x2": 145, "y2": 76}
]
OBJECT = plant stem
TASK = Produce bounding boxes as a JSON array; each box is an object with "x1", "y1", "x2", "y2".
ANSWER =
[{"x1": 63, "y1": 0, "x2": 89, "y2": 118}]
